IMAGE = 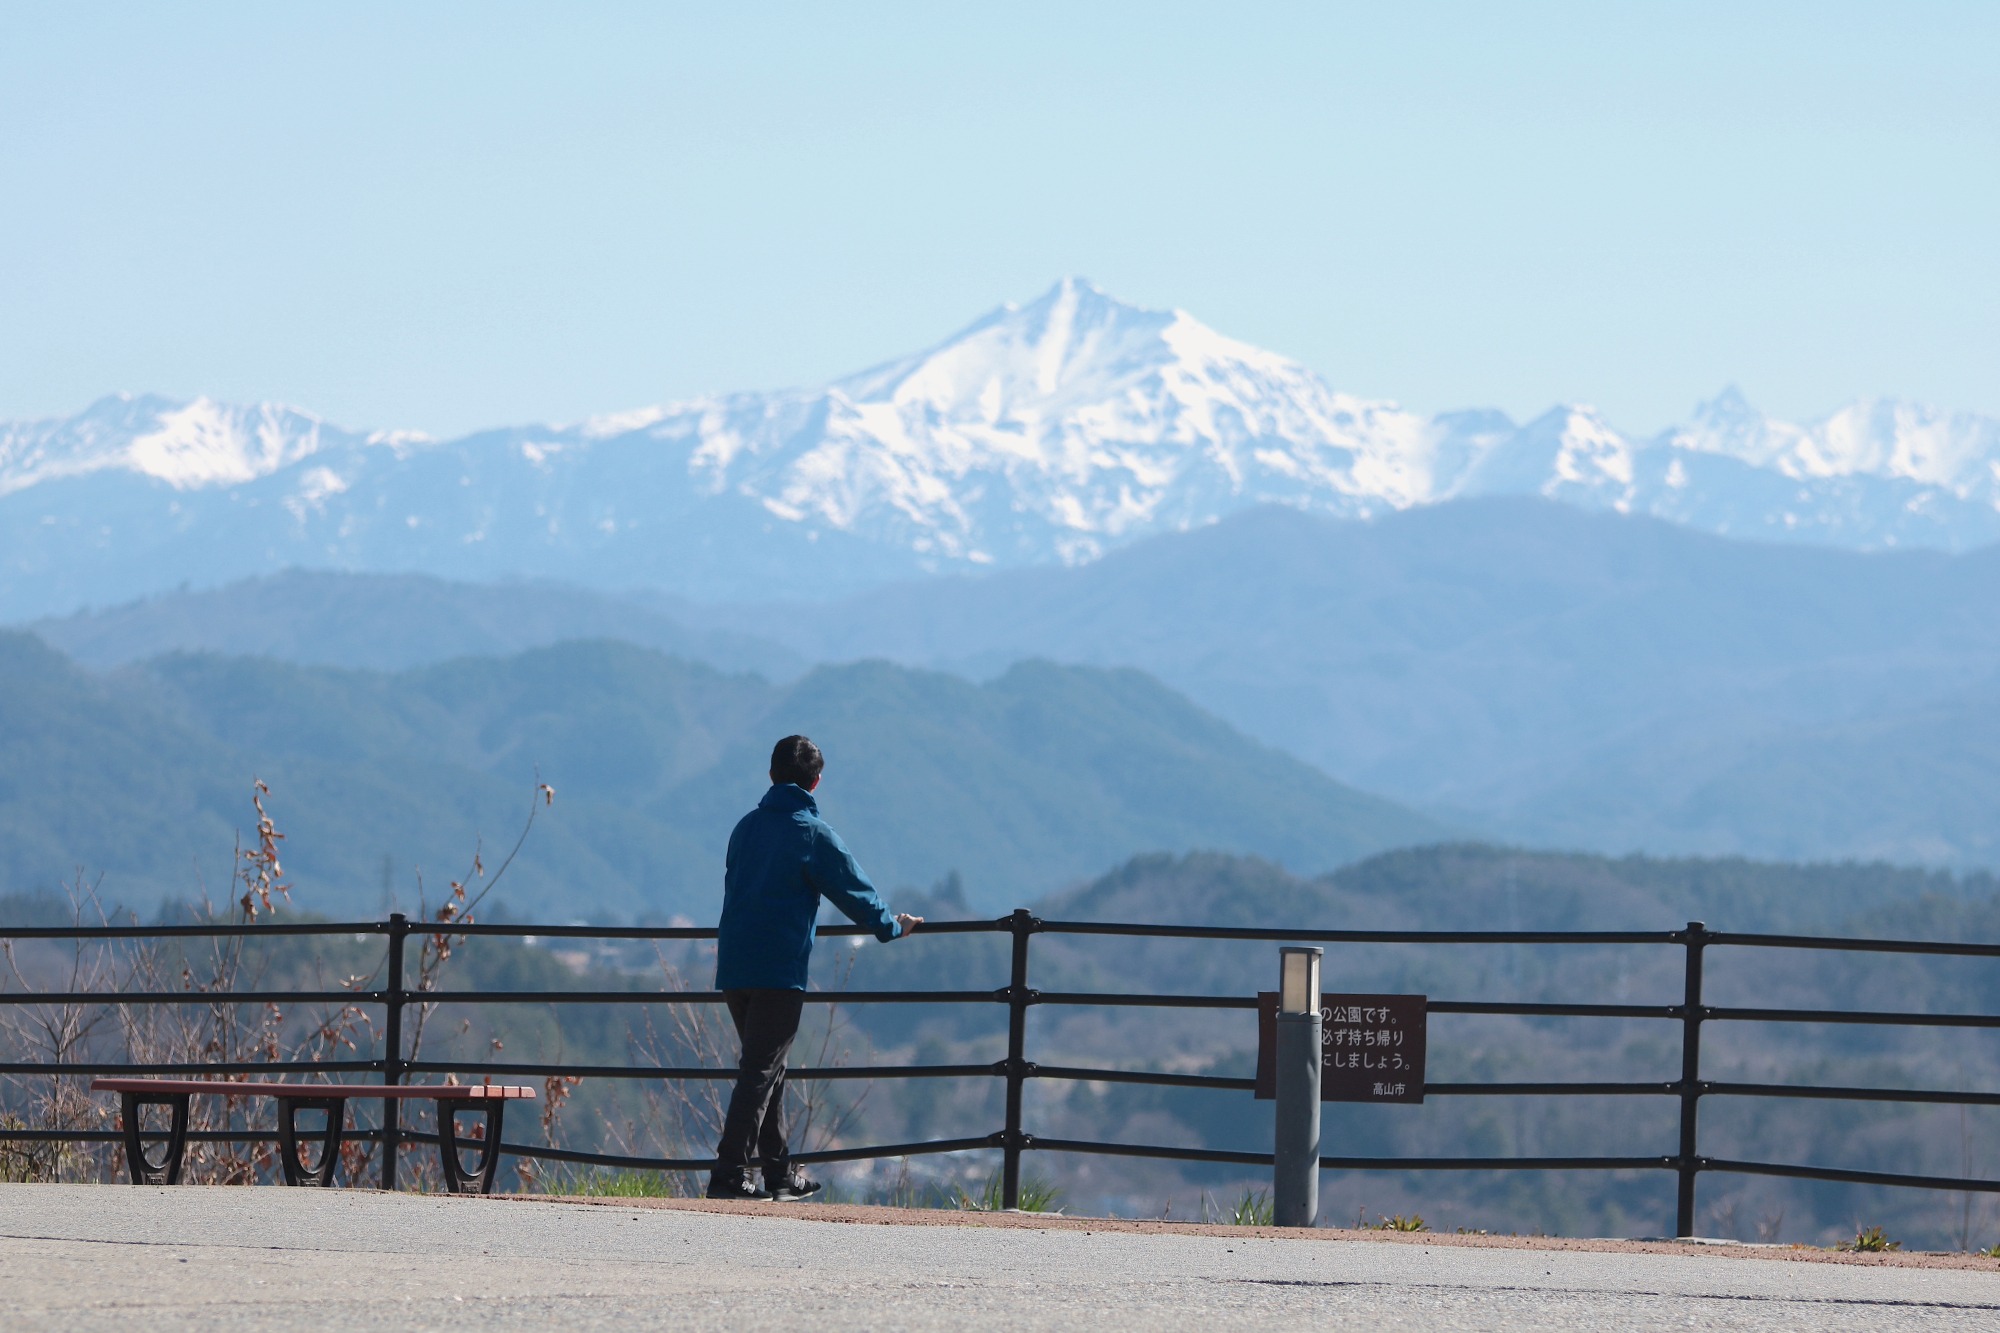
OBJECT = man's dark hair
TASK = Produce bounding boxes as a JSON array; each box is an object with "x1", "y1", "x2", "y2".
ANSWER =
[{"x1": 770, "y1": 735, "x2": 824, "y2": 788}]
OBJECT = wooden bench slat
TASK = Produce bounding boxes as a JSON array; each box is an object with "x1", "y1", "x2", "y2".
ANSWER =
[{"x1": 89, "y1": 1078, "x2": 535, "y2": 1099}]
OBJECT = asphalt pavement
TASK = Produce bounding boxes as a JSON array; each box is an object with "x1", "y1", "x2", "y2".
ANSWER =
[{"x1": 2, "y1": 1184, "x2": 1996, "y2": 1331}]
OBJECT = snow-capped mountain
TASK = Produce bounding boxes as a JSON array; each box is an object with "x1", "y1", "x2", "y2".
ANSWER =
[
  {"x1": 4, "y1": 278, "x2": 1999, "y2": 619},
  {"x1": 0, "y1": 395, "x2": 367, "y2": 495},
  {"x1": 649, "y1": 279, "x2": 1452, "y2": 566}
]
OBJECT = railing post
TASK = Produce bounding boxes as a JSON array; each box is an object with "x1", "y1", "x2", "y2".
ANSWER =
[
  {"x1": 380, "y1": 912, "x2": 408, "y2": 1191},
  {"x1": 1675, "y1": 919, "x2": 1707, "y2": 1237},
  {"x1": 1001, "y1": 908, "x2": 1036, "y2": 1210}
]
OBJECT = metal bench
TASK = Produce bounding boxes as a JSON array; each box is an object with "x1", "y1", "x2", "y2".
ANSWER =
[{"x1": 91, "y1": 1078, "x2": 536, "y2": 1194}]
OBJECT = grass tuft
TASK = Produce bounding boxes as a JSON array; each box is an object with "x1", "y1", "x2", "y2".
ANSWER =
[
  {"x1": 954, "y1": 1171, "x2": 1063, "y2": 1213},
  {"x1": 545, "y1": 1168, "x2": 691, "y2": 1199},
  {"x1": 1839, "y1": 1225, "x2": 1900, "y2": 1253},
  {"x1": 1367, "y1": 1214, "x2": 1428, "y2": 1232},
  {"x1": 1228, "y1": 1189, "x2": 1275, "y2": 1226}
]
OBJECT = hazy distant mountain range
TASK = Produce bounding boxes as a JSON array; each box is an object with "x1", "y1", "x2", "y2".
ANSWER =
[
  {"x1": 15, "y1": 278, "x2": 2000, "y2": 880},
  {"x1": 0, "y1": 630, "x2": 1438, "y2": 916},
  {"x1": 5, "y1": 279, "x2": 2000, "y2": 619},
  {"x1": 732, "y1": 499, "x2": 2000, "y2": 868},
  {"x1": 38, "y1": 498, "x2": 2000, "y2": 871}
]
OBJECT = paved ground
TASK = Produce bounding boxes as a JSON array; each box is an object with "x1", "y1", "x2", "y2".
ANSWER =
[{"x1": 3, "y1": 1185, "x2": 1998, "y2": 1331}]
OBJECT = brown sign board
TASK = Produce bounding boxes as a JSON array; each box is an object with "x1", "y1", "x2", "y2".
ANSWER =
[{"x1": 1255, "y1": 992, "x2": 1427, "y2": 1104}]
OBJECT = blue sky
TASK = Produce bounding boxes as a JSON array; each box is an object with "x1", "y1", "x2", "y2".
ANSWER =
[{"x1": 2, "y1": 2, "x2": 1995, "y2": 437}]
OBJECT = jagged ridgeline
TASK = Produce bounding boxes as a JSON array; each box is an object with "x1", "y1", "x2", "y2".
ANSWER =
[
  {"x1": 6, "y1": 280, "x2": 2000, "y2": 622},
  {"x1": 0, "y1": 631, "x2": 1442, "y2": 919}
]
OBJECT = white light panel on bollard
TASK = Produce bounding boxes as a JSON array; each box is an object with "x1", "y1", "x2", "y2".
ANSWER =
[{"x1": 1279, "y1": 946, "x2": 1321, "y2": 1016}]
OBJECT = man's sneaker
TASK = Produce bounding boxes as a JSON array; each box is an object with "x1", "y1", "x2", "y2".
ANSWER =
[
  {"x1": 768, "y1": 1166, "x2": 822, "y2": 1202},
  {"x1": 705, "y1": 1171, "x2": 771, "y2": 1201}
]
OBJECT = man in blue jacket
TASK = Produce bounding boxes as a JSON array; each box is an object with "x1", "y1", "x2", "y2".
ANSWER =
[{"x1": 707, "y1": 735, "x2": 922, "y2": 1201}]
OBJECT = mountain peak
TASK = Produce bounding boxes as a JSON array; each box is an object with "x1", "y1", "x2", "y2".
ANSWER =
[
  {"x1": 750, "y1": 279, "x2": 1371, "y2": 559},
  {"x1": 1011, "y1": 274, "x2": 1127, "y2": 314},
  {"x1": 1702, "y1": 383, "x2": 1754, "y2": 412},
  {"x1": 837, "y1": 277, "x2": 1180, "y2": 405}
]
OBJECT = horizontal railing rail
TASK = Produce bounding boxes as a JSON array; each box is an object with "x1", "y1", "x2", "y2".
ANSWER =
[{"x1": 5, "y1": 909, "x2": 2000, "y2": 1232}]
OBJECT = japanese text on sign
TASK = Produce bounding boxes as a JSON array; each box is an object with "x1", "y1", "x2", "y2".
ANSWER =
[{"x1": 1255, "y1": 992, "x2": 1427, "y2": 1104}]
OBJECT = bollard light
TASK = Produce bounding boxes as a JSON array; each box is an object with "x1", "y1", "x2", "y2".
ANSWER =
[
  {"x1": 1279, "y1": 946, "x2": 1322, "y2": 1016},
  {"x1": 1273, "y1": 945, "x2": 1324, "y2": 1227}
]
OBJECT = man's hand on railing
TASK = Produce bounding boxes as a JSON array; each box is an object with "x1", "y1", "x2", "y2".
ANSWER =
[{"x1": 895, "y1": 913, "x2": 924, "y2": 937}]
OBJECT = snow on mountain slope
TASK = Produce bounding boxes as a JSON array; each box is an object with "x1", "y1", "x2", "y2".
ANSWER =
[
  {"x1": 1668, "y1": 387, "x2": 2000, "y2": 489},
  {"x1": 3, "y1": 279, "x2": 1999, "y2": 619},
  {"x1": 0, "y1": 394, "x2": 388, "y2": 495},
  {"x1": 650, "y1": 279, "x2": 1440, "y2": 564},
  {"x1": 1505, "y1": 388, "x2": 2000, "y2": 547}
]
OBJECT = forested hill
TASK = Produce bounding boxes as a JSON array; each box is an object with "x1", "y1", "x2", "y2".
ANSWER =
[
  {"x1": 857, "y1": 844, "x2": 1995, "y2": 1007},
  {"x1": 38, "y1": 502, "x2": 2000, "y2": 876},
  {"x1": 1041, "y1": 844, "x2": 1990, "y2": 934},
  {"x1": 0, "y1": 632, "x2": 1444, "y2": 919},
  {"x1": 31, "y1": 569, "x2": 803, "y2": 678}
]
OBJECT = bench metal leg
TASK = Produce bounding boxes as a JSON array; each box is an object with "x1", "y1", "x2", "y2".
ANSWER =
[
  {"x1": 119, "y1": 1091, "x2": 190, "y2": 1185},
  {"x1": 435, "y1": 1099, "x2": 507, "y2": 1195},
  {"x1": 274, "y1": 1097, "x2": 348, "y2": 1188}
]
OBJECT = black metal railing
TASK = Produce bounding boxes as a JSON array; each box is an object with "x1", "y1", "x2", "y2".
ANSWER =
[{"x1": 5, "y1": 910, "x2": 2000, "y2": 1234}]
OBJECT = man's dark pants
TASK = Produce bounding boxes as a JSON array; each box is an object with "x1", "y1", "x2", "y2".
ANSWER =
[{"x1": 715, "y1": 988, "x2": 805, "y2": 1179}]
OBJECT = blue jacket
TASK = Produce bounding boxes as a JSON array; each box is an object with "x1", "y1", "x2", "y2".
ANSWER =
[{"x1": 715, "y1": 783, "x2": 903, "y2": 991}]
